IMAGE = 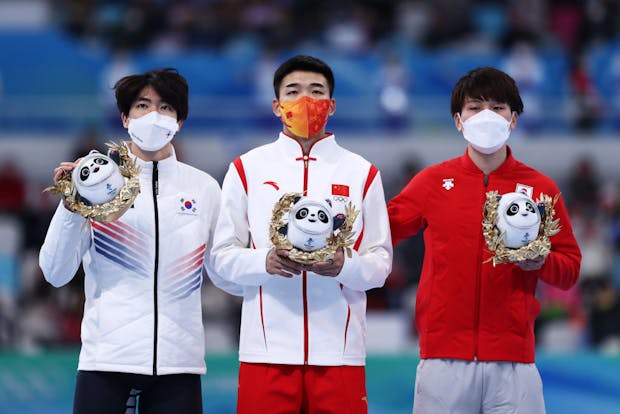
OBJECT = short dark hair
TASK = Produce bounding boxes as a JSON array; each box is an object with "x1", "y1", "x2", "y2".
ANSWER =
[
  {"x1": 273, "y1": 55, "x2": 335, "y2": 98},
  {"x1": 450, "y1": 67, "x2": 524, "y2": 115},
  {"x1": 114, "y1": 68, "x2": 189, "y2": 121}
]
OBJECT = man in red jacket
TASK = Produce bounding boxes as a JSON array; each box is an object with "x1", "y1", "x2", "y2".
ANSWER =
[{"x1": 388, "y1": 67, "x2": 581, "y2": 414}]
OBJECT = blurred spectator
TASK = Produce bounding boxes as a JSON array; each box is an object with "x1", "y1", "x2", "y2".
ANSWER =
[
  {"x1": 394, "y1": 1, "x2": 430, "y2": 44},
  {"x1": 70, "y1": 126, "x2": 104, "y2": 161},
  {"x1": 568, "y1": 52, "x2": 603, "y2": 132},
  {"x1": 0, "y1": 159, "x2": 27, "y2": 213},
  {"x1": 501, "y1": 34, "x2": 544, "y2": 131},
  {"x1": 588, "y1": 278, "x2": 620, "y2": 354},
  {"x1": 573, "y1": 212, "x2": 613, "y2": 286},
  {"x1": 567, "y1": 156, "x2": 600, "y2": 210},
  {"x1": 609, "y1": 45, "x2": 620, "y2": 129},
  {"x1": 99, "y1": 45, "x2": 136, "y2": 128},
  {"x1": 324, "y1": 3, "x2": 373, "y2": 54},
  {"x1": 378, "y1": 51, "x2": 411, "y2": 132},
  {"x1": 548, "y1": 0, "x2": 586, "y2": 52},
  {"x1": 535, "y1": 282, "x2": 586, "y2": 350}
]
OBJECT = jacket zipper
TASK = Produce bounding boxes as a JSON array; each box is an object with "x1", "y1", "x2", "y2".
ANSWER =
[
  {"x1": 474, "y1": 174, "x2": 490, "y2": 359},
  {"x1": 302, "y1": 154, "x2": 309, "y2": 364},
  {"x1": 291, "y1": 136, "x2": 323, "y2": 365},
  {"x1": 152, "y1": 161, "x2": 160, "y2": 375}
]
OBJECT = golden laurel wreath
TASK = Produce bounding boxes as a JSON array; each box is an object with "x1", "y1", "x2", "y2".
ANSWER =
[
  {"x1": 269, "y1": 192, "x2": 360, "y2": 265},
  {"x1": 482, "y1": 190, "x2": 561, "y2": 266},
  {"x1": 45, "y1": 141, "x2": 141, "y2": 223}
]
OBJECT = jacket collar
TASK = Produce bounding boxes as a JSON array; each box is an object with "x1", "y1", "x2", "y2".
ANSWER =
[
  {"x1": 275, "y1": 131, "x2": 340, "y2": 161},
  {"x1": 130, "y1": 143, "x2": 178, "y2": 176},
  {"x1": 459, "y1": 146, "x2": 517, "y2": 176}
]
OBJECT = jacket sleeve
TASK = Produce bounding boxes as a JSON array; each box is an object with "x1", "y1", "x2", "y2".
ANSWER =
[
  {"x1": 38, "y1": 201, "x2": 90, "y2": 287},
  {"x1": 534, "y1": 191, "x2": 581, "y2": 290},
  {"x1": 335, "y1": 169, "x2": 393, "y2": 291},
  {"x1": 202, "y1": 180, "x2": 244, "y2": 296},
  {"x1": 387, "y1": 170, "x2": 428, "y2": 246},
  {"x1": 210, "y1": 162, "x2": 273, "y2": 287}
]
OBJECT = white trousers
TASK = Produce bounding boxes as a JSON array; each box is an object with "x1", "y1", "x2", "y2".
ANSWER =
[{"x1": 412, "y1": 359, "x2": 546, "y2": 414}]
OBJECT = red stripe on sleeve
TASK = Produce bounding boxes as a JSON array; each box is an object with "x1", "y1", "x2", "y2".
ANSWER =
[
  {"x1": 233, "y1": 157, "x2": 248, "y2": 194},
  {"x1": 363, "y1": 165, "x2": 378, "y2": 200}
]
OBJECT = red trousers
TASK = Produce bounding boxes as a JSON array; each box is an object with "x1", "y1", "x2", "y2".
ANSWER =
[{"x1": 236, "y1": 362, "x2": 368, "y2": 414}]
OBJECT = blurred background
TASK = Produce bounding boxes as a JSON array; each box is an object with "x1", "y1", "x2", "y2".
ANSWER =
[{"x1": 1, "y1": 0, "x2": 620, "y2": 413}]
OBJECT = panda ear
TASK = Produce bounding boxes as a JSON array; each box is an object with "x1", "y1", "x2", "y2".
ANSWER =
[
  {"x1": 537, "y1": 202, "x2": 545, "y2": 217},
  {"x1": 278, "y1": 223, "x2": 288, "y2": 235},
  {"x1": 293, "y1": 195, "x2": 302, "y2": 204},
  {"x1": 108, "y1": 150, "x2": 121, "y2": 165},
  {"x1": 325, "y1": 199, "x2": 332, "y2": 207},
  {"x1": 333, "y1": 213, "x2": 346, "y2": 230}
]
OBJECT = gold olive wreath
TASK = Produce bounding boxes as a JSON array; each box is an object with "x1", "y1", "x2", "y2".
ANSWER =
[
  {"x1": 269, "y1": 192, "x2": 360, "y2": 265},
  {"x1": 482, "y1": 190, "x2": 561, "y2": 266},
  {"x1": 45, "y1": 141, "x2": 141, "y2": 223}
]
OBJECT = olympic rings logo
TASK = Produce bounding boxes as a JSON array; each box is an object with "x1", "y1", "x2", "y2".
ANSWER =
[{"x1": 333, "y1": 196, "x2": 348, "y2": 203}]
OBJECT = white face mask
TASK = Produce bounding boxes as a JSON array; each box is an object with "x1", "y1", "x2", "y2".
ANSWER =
[
  {"x1": 127, "y1": 111, "x2": 179, "y2": 151},
  {"x1": 459, "y1": 109, "x2": 513, "y2": 155}
]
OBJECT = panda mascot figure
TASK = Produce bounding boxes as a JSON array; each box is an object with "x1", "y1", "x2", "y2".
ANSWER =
[
  {"x1": 278, "y1": 195, "x2": 346, "y2": 252},
  {"x1": 495, "y1": 191, "x2": 543, "y2": 249},
  {"x1": 71, "y1": 150, "x2": 125, "y2": 205}
]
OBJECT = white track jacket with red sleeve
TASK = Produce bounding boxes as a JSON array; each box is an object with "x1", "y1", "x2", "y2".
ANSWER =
[
  {"x1": 39, "y1": 147, "x2": 241, "y2": 376},
  {"x1": 211, "y1": 132, "x2": 393, "y2": 366}
]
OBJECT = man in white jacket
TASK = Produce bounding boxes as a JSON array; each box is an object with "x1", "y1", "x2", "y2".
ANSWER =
[
  {"x1": 211, "y1": 55, "x2": 393, "y2": 414},
  {"x1": 39, "y1": 68, "x2": 240, "y2": 414}
]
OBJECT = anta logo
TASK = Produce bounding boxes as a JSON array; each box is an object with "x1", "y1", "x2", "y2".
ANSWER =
[{"x1": 263, "y1": 181, "x2": 279, "y2": 190}]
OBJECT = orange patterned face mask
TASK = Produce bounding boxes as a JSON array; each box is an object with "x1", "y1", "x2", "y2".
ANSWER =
[{"x1": 279, "y1": 96, "x2": 331, "y2": 139}]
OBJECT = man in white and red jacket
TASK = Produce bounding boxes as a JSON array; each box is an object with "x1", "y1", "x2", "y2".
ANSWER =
[
  {"x1": 40, "y1": 68, "x2": 241, "y2": 414},
  {"x1": 211, "y1": 55, "x2": 393, "y2": 414},
  {"x1": 388, "y1": 67, "x2": 582, "y2": 414}
]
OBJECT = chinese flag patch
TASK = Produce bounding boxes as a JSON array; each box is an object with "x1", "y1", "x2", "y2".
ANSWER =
[{"x1": 332, "y1": 184, "x2": 349, "y2": 197}]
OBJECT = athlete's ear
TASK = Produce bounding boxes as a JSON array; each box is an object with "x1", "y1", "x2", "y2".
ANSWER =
[
  {"x1": 454, "y1": 112, "x2": 463, "y2": 132},
  {"x1": 272, "y1": 98, "x2": 281, "y2": 117},
  {"x1": 509, "y1": 112, "x2": 518, "y2": 130}
]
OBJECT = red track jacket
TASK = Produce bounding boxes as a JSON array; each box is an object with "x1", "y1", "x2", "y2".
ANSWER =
[{"x1": 388, "y1": 148, "x2": 581, "y2": 363}]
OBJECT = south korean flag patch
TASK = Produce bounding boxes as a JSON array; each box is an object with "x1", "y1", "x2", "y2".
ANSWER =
[{"x1": 178, "y1": 196, "x2": 198, "y2": 215}]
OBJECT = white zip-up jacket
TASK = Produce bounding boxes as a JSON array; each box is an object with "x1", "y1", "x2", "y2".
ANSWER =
[
  {"x1": 211, "y1": 133, "x2": 392, "y2": 366},
  {"x1": 39, "y1": 146, "x2": 241, "y2": 376}
]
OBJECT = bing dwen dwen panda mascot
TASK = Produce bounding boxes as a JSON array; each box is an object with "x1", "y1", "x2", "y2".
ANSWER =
[
  {"x1": 496, "y1": 191, "x2": 542, "y2": 249},
  {"x1": 71, "y1": 150, "x2": 125, "y2": 205},
  {"x1": 279, "y1": 196, "x2": 346, "y2": 252}
]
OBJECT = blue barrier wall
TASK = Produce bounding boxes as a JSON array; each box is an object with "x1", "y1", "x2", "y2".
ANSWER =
[{"x1": 0, "y1": 350, "x2": 618, "y2": 414}]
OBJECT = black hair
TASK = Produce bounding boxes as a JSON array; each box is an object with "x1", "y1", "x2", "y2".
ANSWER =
[
  {"x1": 450, "y1": 67, "x2": 524, "y2": 115},
  {"x1": 273, "y1": 55, "x2": 335, "y2": 98},
  {"x1": 114, "y1": 68, "x2": 189, "y2": 121}
]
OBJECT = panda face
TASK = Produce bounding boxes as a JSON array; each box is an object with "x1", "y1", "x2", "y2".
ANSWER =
[
  {"x1": 292, "y1": 203, "x2": 332, "y2": 235},
  {"x1": 503, "y1": 198, "x2": 540, "y2": 229},
  {"x1": 79, "y1": 156, "x2": 113, "y2": 186}
]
